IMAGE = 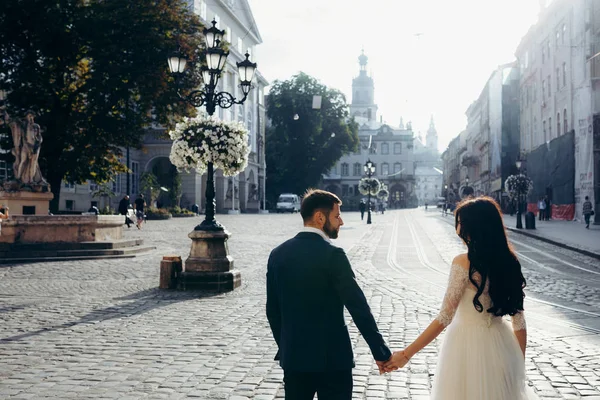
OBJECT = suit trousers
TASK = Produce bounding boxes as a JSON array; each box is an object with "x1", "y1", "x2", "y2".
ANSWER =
[{"x1": 283, "y1": 369, "x2": 352, "y2": 400}]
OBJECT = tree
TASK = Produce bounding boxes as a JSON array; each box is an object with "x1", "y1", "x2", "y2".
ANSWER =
[
  {"x1": 0, "y1": 0, "x2": 204, "y2": 211},
  {"x1": 265, "y1": 73, "x2": 359, "y2": 203},
  {"x1": 140, "y1": 172, "x2": 160, "y2": 207},
  {"x1": 169, "y1": 166, "x2": 182, "y2": 208}
]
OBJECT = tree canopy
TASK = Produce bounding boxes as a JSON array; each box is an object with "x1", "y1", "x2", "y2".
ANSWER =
[
  {"x1": 265, "y1": 72, "x2": 359, "y2": 203},
  {"x1": 0, "y1": 0, "x2": 204, "y2": 211}
]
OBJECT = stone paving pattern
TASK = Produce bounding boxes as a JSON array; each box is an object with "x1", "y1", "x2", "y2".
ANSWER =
[{"x1": 0, "y1": 211, "x2": 600, "y2": 399}]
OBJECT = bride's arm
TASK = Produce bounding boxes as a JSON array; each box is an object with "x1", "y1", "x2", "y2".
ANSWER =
[
  {"x1": 385, "y1": 257, "x2": 469, "y2": 370},
  {"x1": 512, "y1": 312, "x2": 527, "y2": 357}
]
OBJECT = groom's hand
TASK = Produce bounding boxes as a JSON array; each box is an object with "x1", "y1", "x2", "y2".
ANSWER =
[
  {"x1": 375, "y1": 359, "x2": 389, "y2": 375},
  {"x1": 383, "y1": 350, "x2": 410, "y2": 372}
]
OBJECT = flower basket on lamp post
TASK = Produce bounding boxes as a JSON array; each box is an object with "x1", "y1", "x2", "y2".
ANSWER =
[{"x1": 505, "y1": 174, "x2": 533, "y2": 229}]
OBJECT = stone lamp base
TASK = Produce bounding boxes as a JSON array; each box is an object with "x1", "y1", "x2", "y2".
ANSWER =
[{"x1": 180, "y1": 229, "x2": 241, "y2": 292}]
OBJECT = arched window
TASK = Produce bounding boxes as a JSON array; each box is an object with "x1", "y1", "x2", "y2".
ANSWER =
[
  {"x1": 563, "y1": 109, "x2": 568, "y2": 133},
  {"x1": 394, "y1": 162, "x2": 402, "y2": 174},
  {"x1": 341, "y1": 163, "x2": 349, "y2": 176},
  {"x1": 381, "y1": 143, "x2": 389, "y2": 155},
  {"x1": 382, "y1": 163, "x2": 389, "y2": 176},
  {"x1": 557, "y1": 113, "x2": 561, "y2": 136},
  {"x1": 394, "y1": 142, "x2": 402, "y2": 154}
]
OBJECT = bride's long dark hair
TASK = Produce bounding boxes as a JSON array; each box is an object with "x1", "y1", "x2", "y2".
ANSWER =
[{"x1": 455, "y1": 196, "x2": 526, "y2": 316}]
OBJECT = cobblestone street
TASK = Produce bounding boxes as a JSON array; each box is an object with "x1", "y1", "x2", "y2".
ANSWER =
[{"x1": 1, "y1": 209, "x2": 600, "y2": 399}]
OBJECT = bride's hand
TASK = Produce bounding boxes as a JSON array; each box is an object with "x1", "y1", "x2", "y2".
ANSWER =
[{"x1": 383, "y1": 350, "x2": 410, "y2": 372}]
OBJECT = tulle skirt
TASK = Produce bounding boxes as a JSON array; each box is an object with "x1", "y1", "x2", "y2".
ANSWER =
[{"x1": 431, "y1": 318, "x2": 536, "y2": 400}]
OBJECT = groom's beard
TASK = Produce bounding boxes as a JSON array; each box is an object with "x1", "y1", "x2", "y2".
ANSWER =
[{"x1": 323, "y1": 220, "x2": 339, "y2": 239}]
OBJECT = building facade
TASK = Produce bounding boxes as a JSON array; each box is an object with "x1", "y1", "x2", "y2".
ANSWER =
[
  {"x1": 321, "y1": 52, "x2": 439, "y2": 210},
  {"x1": 515, "y1": 0, "x2": 595, "y2": 221},
  {"x1": 10, "y1": 0, "x2": 269, "y2": 214},
  {"x1": 415, "y1": 166, "x2": 443, "y2": 206}
]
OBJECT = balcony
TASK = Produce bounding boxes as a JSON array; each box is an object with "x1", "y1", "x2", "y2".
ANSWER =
[{"x1": 461, "y1": 154, "x2": 480, "y2": 167}]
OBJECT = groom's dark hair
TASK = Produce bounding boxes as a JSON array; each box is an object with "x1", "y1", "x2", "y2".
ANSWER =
[{"x1": 301, "y1": 189, "x2": 342, "y2": 222}]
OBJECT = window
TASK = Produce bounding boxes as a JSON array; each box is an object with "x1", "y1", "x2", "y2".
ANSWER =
[
  {"x1": 563, "y1": 109, "x2": 568, "y2": 133},
  {"x1": 131, "y1": 161, "x2": 139, "y2": 196},
  {"x1": 557, "y1": 113, "x2": 561, "y2": 136},
  {"x1": 341, "y1": 163, "x2": 349, "y2": 176},
  {"x1": 112, "y1": 174, "x2": 122, "y2": 194},
  {"x1": 237, "y1": 37, "x2": 243, "y2": 53},
  {"x1": 238, "y1": 104, "x2": 244, "y2": 122},
  {"x1": 562, "y1": 62, "x2": 567, "y2": 87},
  {"x1": 247, "y1": 111, "x2": 253, "y2": 145},
  {"x1": 542, "y1": 45, "x2": 546, "y2": 63},
  {"x1": 348, "y1": 186, "x2": 354, "y2": 196},
  {"x1": 194, "y1": 0, "x2": 207, "y2": 19},
  {"x1": 547, "y1": 75, "x2": 551, "y2": 97},
  {"x1": 549, "y1": 117, "x2": 552, "y2": 138},
  {"x1": 533, "y1": 82, "x2": 537, "y2": 102},
  {"x1": 89, "y1": 181, "x2": 99, "y2": 193},
  {"x1": 533, "y1": 117, "x2": 537, "y2": 146},
  {"x1": 394, "y1": 142, "x2": 402, "y2": 154},
  {"x1": 393, "y1": 162, "x2": 402, "y2": 174},
  {"x1": 381, "y1": 143, "x2": 389, "y2": 155},
  {"x1": 214, "y1": 14, "x2": 220, "y2": 26},
  {"x1": 542, "y1": 80, "x2": 546, "y2": 99},
  {"x1": 543, "y1": 120, "x2": 547, "y2": 141},
  {"x1": 0, "y1": 160, "x2": 12, "y2": 182},
  {"x1": 330, "y1": 165, "x2": 337, "y2": 175},
  {"x1": 382, "y1": 163, "x2": 389, "y2": 176},
  {"x1": 353, "y1": 163, "x2": 361, "y2": 176},
  {"x1": 556, "y1": 68, "x2": 560, "y2": 89},
  {"x1": 64, "y1": 181, "x2": 75, "y2": 190},
  {"x1": 65, "y1": 200, "x2": 75, "y2": 211},
  {"x1": 556, "y1": 30, "x2": 560, "y2": 46},
  {"x1": 562, "y1": 24, "x2": 567, "y2": 44},
  {"x1": 224, "y1": 26, "x2": 231, "y2": 44},
  {"x1": 547, "y1": 40, "x2": 551, "y2": 60},
  {"x1": 369, "y1": 142, "x2": 377, "y2": 154}
]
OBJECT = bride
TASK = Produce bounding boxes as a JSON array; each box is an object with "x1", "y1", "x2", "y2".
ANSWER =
[{"x1": 384, "y1": 196, "x2": 534, "y2": 399}]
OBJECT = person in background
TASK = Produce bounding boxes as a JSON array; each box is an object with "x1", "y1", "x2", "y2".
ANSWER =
[
  {"x1": 134, "y1": 194, "x2": 146, "y2": 229},
  {"x1": 0, "y1": 204, "x2": 9, "y2": 220},
  {"x1": 119, "y1": 195, "x2": 132, "y2": 228},
  {"x1": 583, "y1": 196, "x2": 594, "y2": 229},
  {"x1": 537, "y1": 197, "x2": 546, "y2": 221}
]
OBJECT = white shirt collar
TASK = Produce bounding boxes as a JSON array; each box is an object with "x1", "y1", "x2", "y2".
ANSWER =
[{"x1": 301, "y1": 226, "x2": 331, "y2": 243}]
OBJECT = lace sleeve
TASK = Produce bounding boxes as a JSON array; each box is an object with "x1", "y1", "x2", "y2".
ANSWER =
[
  {"x1": 435, "y1": 263, "x2": 469, "y2": 327},
  {"x1": 511, "y1": 311, "x2": 527, "y2": 331}
]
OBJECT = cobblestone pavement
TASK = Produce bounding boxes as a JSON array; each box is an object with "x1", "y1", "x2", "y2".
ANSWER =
[{"x1": 0, "y1": 210, "x2": 600, "y2": 399}]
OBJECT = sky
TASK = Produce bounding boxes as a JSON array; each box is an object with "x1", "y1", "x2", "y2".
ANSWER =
[{"x1": 247, "y1": 0, "x2": 541, "y2": 152}]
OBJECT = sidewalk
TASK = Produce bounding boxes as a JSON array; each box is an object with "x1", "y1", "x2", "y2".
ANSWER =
[{"x1": 503, "y1": 214, "x2": 600, "y2": 259}]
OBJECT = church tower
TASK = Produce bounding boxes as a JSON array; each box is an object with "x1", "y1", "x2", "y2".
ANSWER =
[
  {"x1": 426, "y1": 115, "x2": 438, "y2": 152},
  {"x1": 350, "y1": 50, "x2": 378, "y2": 122}
]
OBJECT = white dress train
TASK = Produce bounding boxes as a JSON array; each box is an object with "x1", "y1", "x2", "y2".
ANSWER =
[{"x1": 430, "y1": 264, "x2": 537, "y2": 400}]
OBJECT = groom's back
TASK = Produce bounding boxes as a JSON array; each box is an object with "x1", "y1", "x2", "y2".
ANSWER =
[{"x1": 267, "y1": 232, "x2": 353, "y2": 372}]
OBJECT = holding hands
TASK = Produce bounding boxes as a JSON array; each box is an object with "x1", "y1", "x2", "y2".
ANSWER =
[{"x1": 377, "y1": 350, "x2": 410, "y2": 374}]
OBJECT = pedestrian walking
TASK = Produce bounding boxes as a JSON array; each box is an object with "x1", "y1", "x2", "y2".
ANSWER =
[
  {"x1": 537, "y1": 197, "x2": 546, "y2": 221},
  {"x1": 543, "y1": 195, "x2": 550, "y2": 220},
  {"x1": 119, "y1": 195, "x2": 132, "y2": 228},
  {"x1": 266, "y1": 189, "x2": 392, "y2": 399},
  {"x1": 359, "y1": 200, "x2": 366, "y2": 221},
  {"x1": 134, "y1": 194, "x2": 146, "y2": 229},
  {"x1": 583, "y1": 196, "x2": 594, "y2": 229}
]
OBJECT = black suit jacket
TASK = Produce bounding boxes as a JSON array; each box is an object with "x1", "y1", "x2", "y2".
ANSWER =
[{"x1": 266, "y1": 231, "x2": 391, "y2": 372}]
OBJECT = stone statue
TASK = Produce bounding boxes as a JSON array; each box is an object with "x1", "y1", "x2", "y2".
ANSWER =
[{"x1": 1, "y1": 111, "x2": 47, "y2": 185}]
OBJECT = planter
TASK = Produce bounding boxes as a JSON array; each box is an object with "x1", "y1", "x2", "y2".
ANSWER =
[
  {"x1": 146, "y1": 213, "x2": 172, "y2": 220},
  {"x1": 172, "y1": 213, "x2": 196, "y2": 218}
]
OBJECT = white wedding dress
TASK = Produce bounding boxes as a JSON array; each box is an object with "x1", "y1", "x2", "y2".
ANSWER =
[{"x1": 431, "y1": 264, "x2": 536, "y2": 400}]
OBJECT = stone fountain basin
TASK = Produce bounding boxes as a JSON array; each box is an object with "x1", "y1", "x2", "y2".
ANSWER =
[{"x1": 0, "y1": 215, "x2": 124, "y2": 244}]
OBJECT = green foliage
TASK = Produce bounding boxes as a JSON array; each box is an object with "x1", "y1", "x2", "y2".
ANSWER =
[
  {"x1": 92, "y1": 183, "x2": 115, "y2": 199},
  {"x1": 265, "y1": 73, "x2": 359, "y2": 203},
  {"x1": 0, "y1": 0, "x2": 204, "y2": 211},
  {"x1": 140, "y1": 172, "x2": 161, "y2": 206},
  {"x1": 169, "y1": 206, "x2": 194, "y2": 215},
  {"x1": 169, "y1": 166, "x2": 182, "y2": 207},
  {"x1": 145, "y1": 207, "x2": 171, "y2": 220},
  {"x1": 99, "y1": 205, "x2": 115, "y2": 215}
]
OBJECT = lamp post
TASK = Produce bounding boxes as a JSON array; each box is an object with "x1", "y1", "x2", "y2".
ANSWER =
[
  {"x1": 463, "y1": 175, "x2": 474, "y2": 198},
  {"x1": 167, "y1": 19, "x2": 257, "y2": 291},
  {"x1": 515, "y1": 159, "x2": 523, "y2": 229},
  {"x1": 364, "y1": 159, "x2": 376, "y2": 224}
]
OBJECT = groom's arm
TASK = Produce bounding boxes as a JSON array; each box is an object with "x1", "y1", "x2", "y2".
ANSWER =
[
  {"x1": 266, "y1": 253, "x2": 282, "y2": 349},
  {"x1": 329, "y1": 247, "x2": 391, "y2": 362}
]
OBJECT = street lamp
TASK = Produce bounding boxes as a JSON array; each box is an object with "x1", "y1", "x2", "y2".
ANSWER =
[
  {"x1": 167, "y1": 19, "x2": 257, "y2": 231},
  {"x1": 167, "y1": 19, "x2": 257, "y2": 291},
  {"x1": 364, "y1": 159, "x2": 376, "y2": 224},
  {"x1": 515, "y1": 159, "x2": 524, "y2": 229},
  {"x1": 463, "y1": 175, "x2": 474, "y2": 197}
]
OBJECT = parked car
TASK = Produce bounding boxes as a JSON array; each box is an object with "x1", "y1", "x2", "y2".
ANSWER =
[{"x1": 276, "y1": 194, "x2": 301, "y2": 213}]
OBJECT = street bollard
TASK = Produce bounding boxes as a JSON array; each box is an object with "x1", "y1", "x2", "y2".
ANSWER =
[{"x1": 159, "y1": 255, "x2": 182, "y2": 289}]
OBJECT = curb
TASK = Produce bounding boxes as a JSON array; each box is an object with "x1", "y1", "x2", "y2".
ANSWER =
[{"x1": 506, "y1": 227, "x2": 600, "y2": 261}]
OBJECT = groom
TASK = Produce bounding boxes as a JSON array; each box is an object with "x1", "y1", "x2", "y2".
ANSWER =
[{"x1": 266, "y1": 189, "x2": 392, "y2": 399}]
